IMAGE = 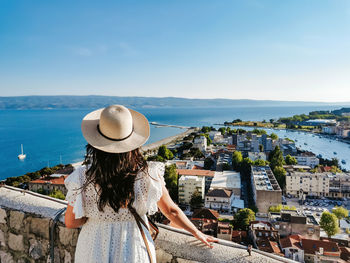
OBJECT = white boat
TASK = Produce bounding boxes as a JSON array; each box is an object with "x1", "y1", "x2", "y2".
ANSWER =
[{"x1": 18, "y1": 144, "x2": 26, "y2": 160}]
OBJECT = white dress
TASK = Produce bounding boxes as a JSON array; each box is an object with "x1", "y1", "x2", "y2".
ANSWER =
[{"x1": 64, "y1": 161, "x2": 165, "y2": 263}]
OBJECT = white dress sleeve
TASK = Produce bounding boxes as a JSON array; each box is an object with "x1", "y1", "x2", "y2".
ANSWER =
[
  {"x1": 64, "y1": 165, "x2": 86, "y2": 219},
  {"x1": 146, "y1": 161, "x2": 165, "y2": 215}
]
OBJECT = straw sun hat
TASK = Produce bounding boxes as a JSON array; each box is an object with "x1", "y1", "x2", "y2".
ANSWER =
[{"x1": 81, "y1": 105, "x2": 150, "y2": 153}]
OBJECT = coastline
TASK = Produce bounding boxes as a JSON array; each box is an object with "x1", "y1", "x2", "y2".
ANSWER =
[{"x1": 141, "y1": 127, "x2": 197, "y2": 153}]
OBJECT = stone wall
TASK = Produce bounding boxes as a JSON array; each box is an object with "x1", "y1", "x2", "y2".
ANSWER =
[{"x1": 0, "y1": 186, "x2": 294, "y2": 263}]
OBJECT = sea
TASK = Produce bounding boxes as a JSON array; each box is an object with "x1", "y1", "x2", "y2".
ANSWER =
[{"x1": 1, "y1": 105, "x2": 350, "y2": 180}]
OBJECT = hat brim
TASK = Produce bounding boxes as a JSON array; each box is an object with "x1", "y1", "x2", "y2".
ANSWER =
[{"x1": 81, "y1": 107, "x2": 150, "y2": 153}]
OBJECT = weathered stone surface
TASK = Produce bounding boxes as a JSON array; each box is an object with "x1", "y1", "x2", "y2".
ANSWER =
[
  {"x1": 8, "y1": 232, "x2": 24, "y2": 251},
  {"x1": 58, "y1": 226, "x2": 78, "y2": 247},
  {"x1": 0, "y1": 208, "x2": 7, "y2": 224},
  {"x1": 0, "y1": 228, "x2": 6, "y2": 247},
  {"x1": 30, "y1": 217, "x2": 50, "y2": 239},
  {"x1": 29, "y1": 239, "x2": 44, "y2": 260},
  {"x1": 64, "y1": 250, "x2": 72, "y2": 263},
  {"x1": 156, "y1": 248, "x2": 174, "y2": 263},
  {"x1": 0, "y1": 250, "x2": 14, "y2": 263},
  {"x1": 176, "y1": 258, "x2": 201, "y2": 263},
  {"x1": 46, "y1": 247, "x2": 60, "y2": 263},
  {"x1": 9, "y1": 210, "x2": 25, "y2": 230}
]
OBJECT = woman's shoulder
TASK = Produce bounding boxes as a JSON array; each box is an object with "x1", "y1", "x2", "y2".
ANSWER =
[{"x1": 64, "y1": 164, "x2": 87, "y2": 188}]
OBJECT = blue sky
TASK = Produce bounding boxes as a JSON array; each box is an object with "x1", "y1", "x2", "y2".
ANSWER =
[{"x1": 0, "y1": 0, "x2": 349, "y2": 102}]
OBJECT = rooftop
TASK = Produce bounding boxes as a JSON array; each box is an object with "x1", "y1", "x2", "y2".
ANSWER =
[
  {"x1": 251, "y1": 166, "x2": 281, "y2": 192},
  {"x1": 210, "y1": 171, "x2": 241, "y2": 190},
  {"x1": 30, "y1": 175, "x2": 68, "y2": 185},
  {"x1": 177, "y1": 169, "x2": 215, "y2": 177},
  {"x1": 206, "y1": 189, "x2": 232, "y2": 198}
]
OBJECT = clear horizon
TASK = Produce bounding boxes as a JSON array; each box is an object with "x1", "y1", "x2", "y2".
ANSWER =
[{"x1": 1, "y1": 1, "x2": 349, "y2": 102}]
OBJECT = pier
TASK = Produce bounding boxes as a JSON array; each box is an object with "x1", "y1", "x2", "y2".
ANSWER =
[{"x1": 150, "y1": 122, "x2": 190, "y2": 129}]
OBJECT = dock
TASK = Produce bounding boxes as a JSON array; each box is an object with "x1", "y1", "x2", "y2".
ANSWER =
[{"x1": 150, "y1": 122, "x2": 190, "y2": 129}]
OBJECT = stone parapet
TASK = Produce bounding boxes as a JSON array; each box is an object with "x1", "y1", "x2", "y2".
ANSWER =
[{"x1": 0, "y1": 185, "x2": 292, "y2": 263}]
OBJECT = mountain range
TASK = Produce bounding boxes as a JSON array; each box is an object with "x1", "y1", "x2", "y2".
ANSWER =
[{"x1": 0, "y1": 96, "x2": 349, "y2": 109}]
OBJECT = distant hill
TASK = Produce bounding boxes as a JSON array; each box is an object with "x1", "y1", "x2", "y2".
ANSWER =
[{"x1": 0, "y1": 95, "x2": 348, "y2": 109}]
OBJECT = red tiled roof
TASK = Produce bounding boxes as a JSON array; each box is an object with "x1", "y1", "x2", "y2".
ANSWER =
[
  {"x1": 340, "y1": 247, "x2": 350, "y2": 262},
  {"x1": 192, "y1": 208, "x2": 219, "y2": 220},
  {"x1": 30, "y1": 175, "x2": 68, "y2": 185},
  {"x1": 192, "y1": 165, "x2": 204, "y2": 170},
  {"x1": 206, "y1": 189, "x2": 232, "y2": 198},
  {"x1": 257, "y1": 239, "x2": 283, "y2": 256},
  {"x1": 301, "y1": 239, "x2": 340, "y2": 256},
  {"x1": 280, "y1": 234, "x2": 303, "y2": 249},
  {"x1": 177, "y1": 169, "x2": 215, "y2": 177}
]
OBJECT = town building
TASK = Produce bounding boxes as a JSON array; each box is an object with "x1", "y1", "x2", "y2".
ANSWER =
[
  {"x1": 280, "y1": 234, "x2": 304, "y2": 262},
  {"x1": 249, "y1": 221, "x2": 283, "y2": 257},
  {"x1": 167, "y1": 160, "x2": 204, "y2": 169},
  {"x1": 210, "y1": 171, "x2": 241, "y2": 197},
  {"x1": 217, "y1": 222, "x2": 232, "y2": 241},
  {"x1": 178, "y1": 175, "x2": 205, "y2": 204},
  {"x1": 251, "y1": 166, "x2": 282, "y2": 213},
  {"x1": 28, "y1": 174, "x2": 68, "y2": 195},
  {"x1": 301, "y1": 238, "x2": 341, "y2": 263},
  {"x1": 286, "y1": 172, "x2": 350, "y2": 199},
  {"x1": 269, "y1": 210, "x2": 320, "y2": 240},
  {"x1": 204, "y1": 188, "x2": 244, "y2": 213},
  {"x1": 322, "y1": 125, "x2": 337, "y2": 134},
  {"x1": 294, "y1": 152, "x2": 320, "y2": 168},
  {"x1": 248, "y1": 152, "x2": 267, "y2": 161},
  {"x1": 191, "y1": 208, "x2": 219, "y2": 236},
  {"x1": 193, "y1": 135, "x2": 207, "y2": 152},
  {"x1": 177, "y1": 169, "x2": 215, "y2": 194}
]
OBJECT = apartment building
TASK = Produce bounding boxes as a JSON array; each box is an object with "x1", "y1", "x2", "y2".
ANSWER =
[
  {"x1": 251, "y1": 166, "x2": 282, "y2": 213},
  {"x1": 193, "y1": 135, "x2": 207, "y2": 152},
  {"x1": 28, "y1": 174, "x2": 68, "y2": 195},
  {"x1": 286, "y1": 172, "x2": 350, "y2": 198},
  {"x1": 178, "y1": 175, "x2": 205, "y2": 204},
  {"x1": 294, "y1": 152, "x2": 320, "y2": 168},
  {"x1": 177, "y1": 169, "x2": 215, "y2": 194},
  {"x1": 269, "y1": 210, "x2": 320, "y2": 240},
  {"x1": 210, "y1": 171, "x2": 241, "y2": 197}
]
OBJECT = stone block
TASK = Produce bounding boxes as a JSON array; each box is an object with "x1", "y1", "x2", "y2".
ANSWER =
[
  {"x1": 64, "y1": 250, "x2": 72, "y2": 263},
  {"x1": 8, "y1": 232, "x2": 24, "y2": 251},
  {"x1": 58, "y1": 226, "x2": 79, "y2": 247},
  {"x1": 9, "y1": 211, "x2": 25, "y2": 230},
  {"x1": 29, "y1": 239, "x2": 44, "y2": 260},
  {"x1": 0, "y1": 250, "x2": 14, "y2": 263},
  {"x1": 156, "y1": 248, "x2": 173, "y2": 263},
  {"x1": 0, "y1": 208, "x2": 7, "y2": 224},
  {"x1": 30, "y1": 217, "x2": 50, "y2": 239},
  {"x1": 0, "y1": 228, "x2": 5, "y2": 247}
]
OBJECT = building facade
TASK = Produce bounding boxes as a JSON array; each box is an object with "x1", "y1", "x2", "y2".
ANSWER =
[
  {"x1": 178, "y1": 175, "x2": 205, "y2": 204},
  {"x1": 251, "y1": 166, "x2": 282, "y2": 213}
]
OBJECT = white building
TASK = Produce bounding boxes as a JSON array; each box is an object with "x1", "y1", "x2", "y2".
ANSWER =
[
  {"x1": 294, "y1": 153, "x2": 319, "y2": 168},
  {"x1": 193, "y1": 136, "x2": 207, "y2": 151},
  {"x1": 178, "y1": 175, "x2": 205, "y2": 204},
  {"x1": 322, "y1": 125, "x2": 337, "y2": 134},
  {"x1": 205, "y1": 189, "x2": 233, "y2": 212},
  {"x1": 248, "y1": 152, "x2": 267, "y2": 161},
  {"x1": 210, "y1": 171, "x2": 241, "y2": 197},
  {"x1": 209, "y1": 131, "x2": 223, "y2": 141},
  {"x1": 280, "y1": 235, "x2": 304, "y2": 262}
]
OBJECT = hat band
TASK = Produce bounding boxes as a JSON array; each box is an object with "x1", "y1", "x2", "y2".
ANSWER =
[{"x1": 97, "y1": 125, "x2": 134, "y2": 142}]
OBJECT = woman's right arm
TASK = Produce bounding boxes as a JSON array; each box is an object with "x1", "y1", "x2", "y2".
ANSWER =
[
  {"x1": 157, "y1": 184, "x2": 218, "y2": 248},
  {"x1": 65, "y1": 205, "x2": 87, "y2": 229}
]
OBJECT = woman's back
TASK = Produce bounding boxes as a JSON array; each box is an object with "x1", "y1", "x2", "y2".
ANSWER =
[{"x1": 65, "y1": 161, "x2": 165, "y2": 263}]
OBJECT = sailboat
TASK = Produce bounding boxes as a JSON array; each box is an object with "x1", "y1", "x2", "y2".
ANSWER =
[{"x1": 18, "y1": 144, "x2": 26, "y2": 160}]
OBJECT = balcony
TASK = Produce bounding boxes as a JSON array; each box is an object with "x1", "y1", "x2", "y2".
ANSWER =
[{"x1": 0, "y1": 185, "x2": 293, "y2": 263}]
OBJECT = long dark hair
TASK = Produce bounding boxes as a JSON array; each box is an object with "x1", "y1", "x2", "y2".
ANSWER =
[{"x1": 83, "y1": 144, "x2": 148, "y2": 213}]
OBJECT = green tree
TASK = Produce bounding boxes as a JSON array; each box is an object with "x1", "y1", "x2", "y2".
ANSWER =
[
  {"x1": 233, "y1": 208, "x2": 256, "y2": 230},
  {"x1": 164, "y1": 164, "x2": 178, "y2": 202},
  {"x1": 270, "y1": 133, "x2": 278, "y2": 140},
  {"x1": 190, "y1": 147, "x2": 204, "y2": 159},
  {"x1": 269, "y1": 119, "x2": 274, "y2": 123},
  {"x1": 269, "y1": 146, "x2": 285, "y2": 170},
  {"x1": 332, "y1": 206, "x2": 349, "y2": 220},
  {"x1": 158, "y1": 145, "x2": 174, "y2": 160},
  {"x1": 190, "y1": 190, "x2": 203, "y2": 210},
  {"x1": 285, "y1": 155, "x2": 298, "y2": 165},
  {"x1": 204, "y1": 157, "x2": 214, "y2": 170},
  {"x1": 218, "y1": 127, "x2": 226, "y2": 135},
  {"x1": 222, "y1": 163, "x2": 231, "y2": 171},
  {"x1": 273, "y1": 166, "x2": 287, "y2": 190},
  {"x1": 147, "y1": 155, "x2": 165, "y2": 162},
  {"x1": 253, "y1": 159, "x2": 267, "y2": 167},
  {"x1": 320, "y1": 211, "x2": 340, "y2": 238},
  {"x1": 240, "y1": 158, "x2": 253, "y2": 179},
  {"x1": 49, "y1": 190, "x2": 65, "y2": 200},
  {"x1": 232, "y1": 151, "x2": 243, "y2": 171}
]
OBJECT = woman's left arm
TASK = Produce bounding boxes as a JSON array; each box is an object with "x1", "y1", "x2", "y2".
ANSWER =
[{"x1": 65, "y1": 205, "x2": 87, "y2": 228}]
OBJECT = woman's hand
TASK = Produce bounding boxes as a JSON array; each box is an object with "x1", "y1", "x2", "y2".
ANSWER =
[{"x1": 192, "y1": 229, "x2": 218, "y2": 248}]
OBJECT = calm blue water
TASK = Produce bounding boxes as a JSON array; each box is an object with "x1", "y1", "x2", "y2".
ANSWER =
[{"x1": 0, "y1": 105, "x2": 349, "y2": 180}]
